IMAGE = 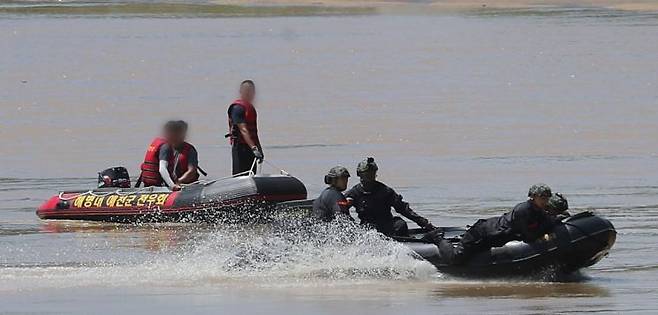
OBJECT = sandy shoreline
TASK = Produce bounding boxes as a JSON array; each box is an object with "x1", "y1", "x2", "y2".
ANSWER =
[
  {"x1": 215, "y1": 0, "x2": 658, "y2": 12},
  {"x1": 1, "y1": 0, "x2": 657, "y2": 16}
]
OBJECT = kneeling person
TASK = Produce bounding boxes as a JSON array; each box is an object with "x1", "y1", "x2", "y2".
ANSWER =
[
  {"x1": 438, "y1": 184, "x2": 561, "y2": 264},
  {"x1": 312, "y1": 166, "x2": 352, "y2": 222},
  {"x1": 345, "y1": 157, "x2": 436, "y2": 236},
  {"x1": 139, "y1": 120, "x2": 199, "y2": 191}
]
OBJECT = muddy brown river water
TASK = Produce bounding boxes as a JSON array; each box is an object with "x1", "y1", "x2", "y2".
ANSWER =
[{"x1": 1, "y1": 3, "x2": 657, "y2": 314}]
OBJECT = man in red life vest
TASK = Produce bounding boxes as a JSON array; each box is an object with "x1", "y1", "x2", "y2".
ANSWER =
[
  {"x1": 227, "y1": 80, "x2": 263, "y2": 175},
  {"x1": 139, "y1": 120, "x2": 199, "y2": 191}
]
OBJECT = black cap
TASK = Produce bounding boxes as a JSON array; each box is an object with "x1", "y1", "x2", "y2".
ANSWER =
[
  {"x1": 324, "y1": 166, "x2": 350, "y2": 184},
  {"x1": 356, "y1": 157, "x2": 378, "y2": 176}
]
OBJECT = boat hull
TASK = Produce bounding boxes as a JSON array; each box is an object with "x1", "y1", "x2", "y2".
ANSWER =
[
  {"x1": 37, "y1": 175, "x2": 307, "y2": 222},
  {"x1": 398, "y1": 212, "x2": 616, "y2": 278}
]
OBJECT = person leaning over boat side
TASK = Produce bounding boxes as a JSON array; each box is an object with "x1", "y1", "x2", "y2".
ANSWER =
[
  {"x1": 139, "y1": 120, "x2": 199, "y2": 191},
  {"x1": 344, "y1": 157, "x2": 436, "y2": 237},
  {"x1": 436, "y1": 184, "x2": 562, "y2": 265},
  {"x1": 547, "y1": 192, "x2": 570, "y2": 219},
  {"x1": 226, "y1": 80, "x2": 263, "y2": 175},
  {"x1": 312, "y1": 166, "x2": 353, "y2": 222}
]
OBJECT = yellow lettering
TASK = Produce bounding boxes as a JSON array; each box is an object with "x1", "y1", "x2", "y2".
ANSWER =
[
  {"x1": 73, "y1": 196, "x2": 85, "y2": 208},
  {"x1": 146, "y1": 194, "x2": 158, "y2": 206},
  {"x1": 116, "y1": 196, "x2": 127, "y2": 207},
  {"x1": 156, "y1": 194, "x2": 168, "y2": 206},
  {"x1": 136, "y1": 195, "x2": 148, "y2": 206},
  {"x1": 124, "y1": 195, "x2": 137, "y2": 207},
  {"x1": 93, "y1": 196, "x2": 104, "y2": 208},
  {"x1": 84, "y1": 196, "x2": 95, "y2": 208},
  {"x1": 106, "y1": 195, "x2": 118, "y2": 207}
]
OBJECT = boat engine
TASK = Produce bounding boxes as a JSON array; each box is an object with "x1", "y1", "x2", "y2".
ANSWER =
[{"x1": 98, "y1": 167, "x2": 131, "y2": 188}]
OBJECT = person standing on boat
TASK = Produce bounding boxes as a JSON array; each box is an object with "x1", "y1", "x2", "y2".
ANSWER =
[
  {"x1": 226, "y1": 80, "x2": 263, "y2": 175},
  {"x1": 139, "y1": 120, "x2": 199, "y2": 191},
  {"x1": 312, "y1": 166, "x2": 353, "y2": 222},
  {"x1": 345, "y1": 157, "x2": 436, "y2": 236},
  {"x1": 435, "y1": 184, "x2": 563, "y2": 265}
]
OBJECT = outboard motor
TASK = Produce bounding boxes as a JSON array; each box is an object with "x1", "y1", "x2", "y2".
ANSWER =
[{"x1": 98, "y1": 167, "x2": 131, "y2": 188}]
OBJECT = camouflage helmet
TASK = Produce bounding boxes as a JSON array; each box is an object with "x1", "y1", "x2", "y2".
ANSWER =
[
  {"x1": 528, "y1": 183, "x2": 552, "y2": 198},
  {"x1": 356, "y1": 157, "x2": 378, "y2": 177},
  {"x1": 324, "y1": 166, "x2": 350, "y2": 184},
  {"x1": 548, "y1": 193, "x2": 569, "y2": 214}
]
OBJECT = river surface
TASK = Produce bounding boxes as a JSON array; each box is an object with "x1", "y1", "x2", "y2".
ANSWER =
[{"x1": 1, "y1": 3, "x2": 658, "y2": 314}]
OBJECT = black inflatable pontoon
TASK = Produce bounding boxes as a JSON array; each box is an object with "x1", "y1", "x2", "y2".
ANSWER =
[{"x1": 394, "y1": 212, "x2": 616, "y2": 278}]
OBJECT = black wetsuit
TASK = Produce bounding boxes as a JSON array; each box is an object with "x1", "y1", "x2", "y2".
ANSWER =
[
  {"x1": 228, "y1": 104, "x2": 257, "y2": 175},
  {"x1": 345, "y1": 181, "x2": 430, "y2": 236},
  {"x1": 439, "y1": 200, "x2": 559, "y2": 264},
  {"x1": 312, "y1": 187, "x2": 350, "y2": 222}
]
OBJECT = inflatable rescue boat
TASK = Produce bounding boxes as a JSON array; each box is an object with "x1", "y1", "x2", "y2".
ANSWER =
[
  {"x1": 37, "y1": 175, "x2": 307, "y2": 222},
  {"x1": 276, "y1": 200, "x2": 615, "y2": 278},
  {"x1": 395, "y1": 211, "x2": 616, "y2": 278}
]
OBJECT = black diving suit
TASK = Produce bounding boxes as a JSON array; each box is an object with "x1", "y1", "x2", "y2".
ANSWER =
[
  {"x1": 438, "y1": 200, "x2": 560, "y2": 264},
  {"x1": 345, "y1": 181, "x2": 432, "y2": 236}
]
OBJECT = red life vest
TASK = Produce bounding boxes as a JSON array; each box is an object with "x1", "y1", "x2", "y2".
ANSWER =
[
  {"x1": 140, "y1": 137, "x2": 196, "y2": 187},
  {"x1": 227, "y1": 99, "x2": 260, "y2": 147}
]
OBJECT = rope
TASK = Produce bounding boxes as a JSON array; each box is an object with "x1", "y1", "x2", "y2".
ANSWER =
[
  {"x1": 58, "y1": 186, "x2": 158, "y2": 201},
  {"x1": 263, "y1": 159, "x2": 290, "y2": 176},
  {"x1": 58, "y1": 158, "x2": 292, "y2": 199}
]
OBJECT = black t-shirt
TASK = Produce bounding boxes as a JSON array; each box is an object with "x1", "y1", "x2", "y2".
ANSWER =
[
  {"x1": 228, "y1": 104, "x2": 246, "y2": 124},
  {"x1": 312, "y1": 187, "x2": 350, "y2": 222},
  {"x1": 159, "y1": 143, "x2": 198, "y2": 167}
]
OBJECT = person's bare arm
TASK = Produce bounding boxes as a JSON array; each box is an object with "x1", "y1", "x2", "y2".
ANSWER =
[
  {"x1": 159, "y1": 160, "x2": 180, "y2": 190},
  {"x1": 237, "y1": 123, "x2": 258, "y2": 149},
  {"x1": 177, "y1": 165, "x2": 199, "y2": 184}
]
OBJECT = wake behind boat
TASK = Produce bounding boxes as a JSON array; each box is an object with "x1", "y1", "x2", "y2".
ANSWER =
[{"x1": 37, "y1": 174, "x2": 307, "y2": 222}]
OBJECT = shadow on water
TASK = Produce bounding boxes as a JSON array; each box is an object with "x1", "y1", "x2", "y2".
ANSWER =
[
  {"x1": 470, "y1": 6, "x2": 658, "y2": 19},
  {"x1": 431, "y1": 280, "x2": 610, "y2": 299}
]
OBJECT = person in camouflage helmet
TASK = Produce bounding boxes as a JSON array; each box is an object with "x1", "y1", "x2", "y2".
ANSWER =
[
  {"x1": 312, "y1": 166, "x2": 353, "y2": 222},
  {"x1": 547, "y1": 192, "x2": 571, "y2": 223},
  {"x1": 435, "y1": 183, "x2": 562, "y2": 265},
  {"x1": 345, "y1": 157, "x2": 436, "y2": 237}
]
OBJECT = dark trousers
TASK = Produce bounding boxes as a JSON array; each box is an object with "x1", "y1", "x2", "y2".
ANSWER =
[
  {"x1": 438, "y1": 219, "x2": 512, "y2": 265},
  {"x1": 232, "y1": 143, "x2": 257, "y2": 175},
  {"x1": 437, "y1": 229, "x2": 484, "y2": 265},
  {"x1": 367, "y1": 216, "x2": 409, "y2": 237}
]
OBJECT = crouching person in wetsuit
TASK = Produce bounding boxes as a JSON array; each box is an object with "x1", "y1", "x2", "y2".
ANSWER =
[
  {"x1": 548, "y1": 192, "x2": 570, "y2": 218},
  {"x1": 312, "y1": 166, "x2": 352, "y2": 222},
  {"x1": 345, "y1": 157, "x2": 436, "y2": 237},
  {"x1": 437, "y1": 184, "x2": 560, "y2": 265},
  {"x1": 139, "y1": 120, "x2": 199, "y2": 191}
]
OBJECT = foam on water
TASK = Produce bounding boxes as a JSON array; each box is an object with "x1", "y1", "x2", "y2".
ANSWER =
[{"x1": 0, "y1": 217, "x2": 437, "y2": 291}]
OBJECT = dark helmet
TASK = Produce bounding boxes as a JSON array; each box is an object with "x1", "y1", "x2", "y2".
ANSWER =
[
  {"x1": 548, "y1": 193, "x2": 569, "y2": 214},
  {"x1": 356, "y1": 157, "x2": 378, "y2": 177},
  {"x1": 528, "y1": 183, "x2": 552, "y2": 198},
  {"x1": 324, "y1": 166, "x2": 350, "y2": 184}
]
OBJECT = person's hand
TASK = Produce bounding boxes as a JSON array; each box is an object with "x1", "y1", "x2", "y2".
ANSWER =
[
  {"x1": 252, "y1": 147, "x2": 264, "y2": 163},
  {"x1": 172, "y1": 184, "x2": 182, "y2": 191},
  {"x1": 424, "y1": 222, "x2": 437, "y2": 231}
]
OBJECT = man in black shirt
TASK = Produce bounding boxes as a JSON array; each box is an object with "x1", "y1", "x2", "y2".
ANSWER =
[
  {"x1": 345, "y1": 157, "x2": 436, "y2": 236},
  {"x1": 226, "y1": 80, "x2": 263, "y2": 175},
  {"x1": 312, "y1": 166, "x2": 352, "y2": 222},
  {"x1": 437, "y1": 183, "x2": 561, "y2": 264}
]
